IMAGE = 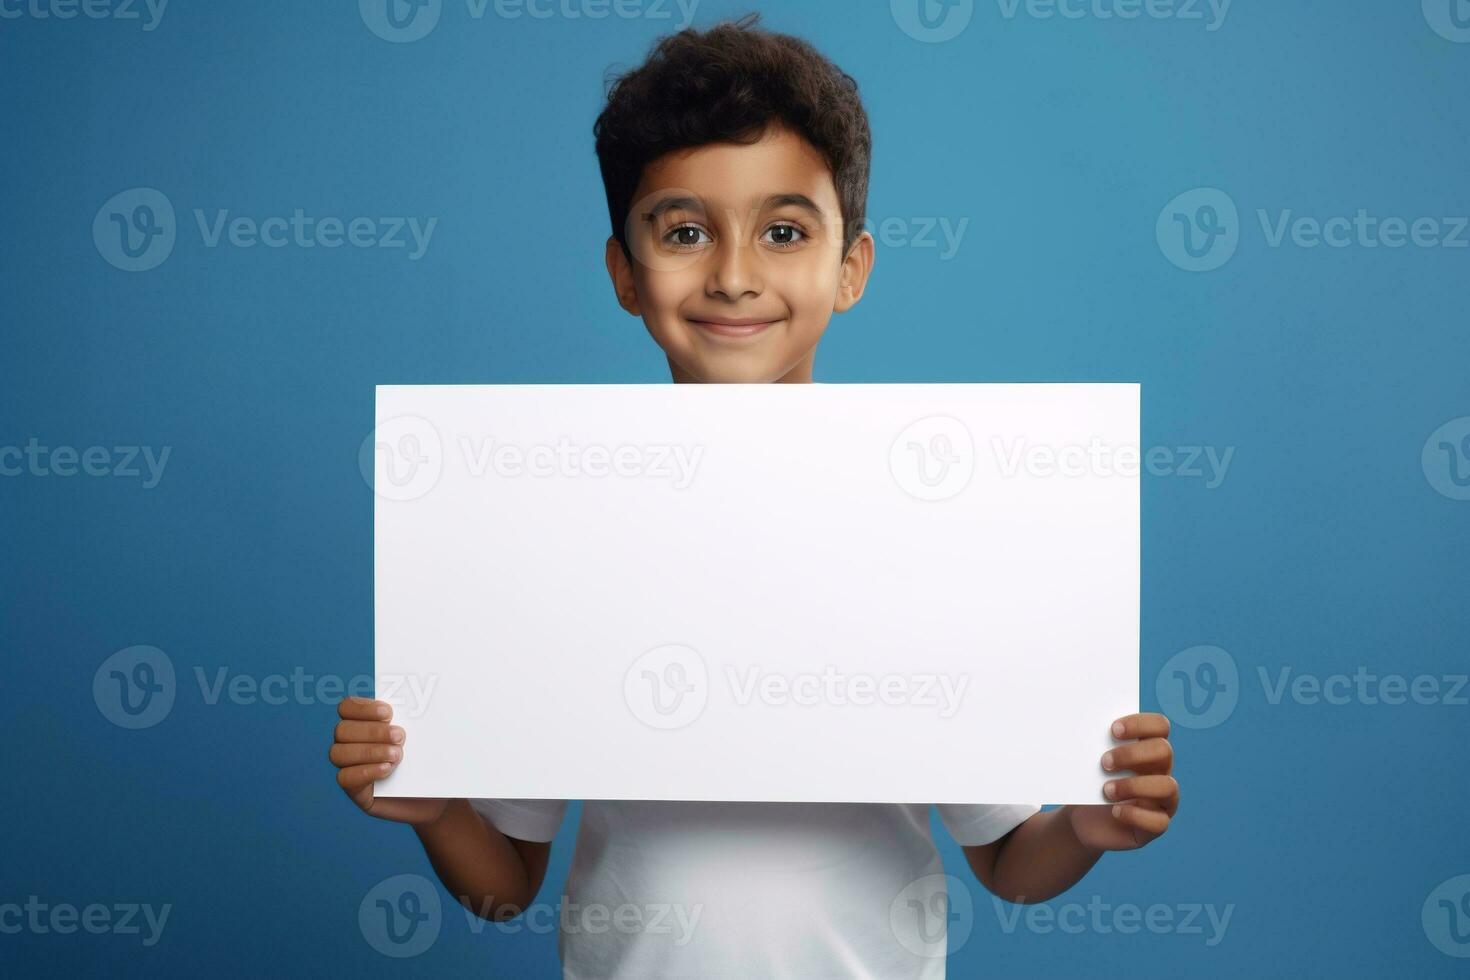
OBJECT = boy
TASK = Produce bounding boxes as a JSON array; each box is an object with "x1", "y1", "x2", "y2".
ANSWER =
[{"x1": 332, "y1": 15, "x2": 1179, "y2": 978}]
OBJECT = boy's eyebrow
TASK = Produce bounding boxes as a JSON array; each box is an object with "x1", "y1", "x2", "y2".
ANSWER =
[
  {"x1": 762, "y1": 193, "x2": 825, "y2": 218},
  {"x1": 642, "y1": 196, "x2": 705, "y2": 222},
  {"x1": 640, "y1": 193, "x2": 827, "y2": 223}
]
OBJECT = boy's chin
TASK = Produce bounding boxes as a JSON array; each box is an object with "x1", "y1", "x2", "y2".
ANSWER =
[{"x1": 670, "y1": 351, "x2": 807, "y2": 384}]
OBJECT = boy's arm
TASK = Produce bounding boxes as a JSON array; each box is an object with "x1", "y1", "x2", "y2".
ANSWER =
[
  {"x1": 961, "y1": 808, "x2": 1103, "y2": 904},
  {"x1": 331, "y1": 697, "x2": 552, "y2": 920},
  {"x1": 414, "y1": 800, "x2": 552, "y2": 919},
  {"x1": 963, "y1": 713, "x2": 1179, "y2": 904}
]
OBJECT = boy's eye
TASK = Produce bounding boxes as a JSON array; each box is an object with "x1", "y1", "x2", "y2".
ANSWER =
[
  {"x1": 664, "y1": 224, "x2": 711, "y2": 249},
  {"x1": 762, "y1": 223, "x2": 805, "y2": 248}
]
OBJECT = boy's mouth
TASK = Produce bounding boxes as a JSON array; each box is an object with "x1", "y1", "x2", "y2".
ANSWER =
[{"x1": 687, "y1": 315, "x2": 783, "y2": 339}]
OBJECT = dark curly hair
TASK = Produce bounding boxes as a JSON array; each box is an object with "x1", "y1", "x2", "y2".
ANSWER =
[{"x1": 594, "y1": 13, "x2": 871, "y2": 261}]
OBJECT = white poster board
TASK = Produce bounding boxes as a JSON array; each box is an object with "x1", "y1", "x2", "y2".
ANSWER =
[{"x1": 373, "y1": 383, "x2": 1139, "y2": 804}]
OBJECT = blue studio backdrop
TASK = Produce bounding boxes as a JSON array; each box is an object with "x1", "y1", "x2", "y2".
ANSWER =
[{"x1": 3, "y1": 1, "x2": 1469, "y2": 976}]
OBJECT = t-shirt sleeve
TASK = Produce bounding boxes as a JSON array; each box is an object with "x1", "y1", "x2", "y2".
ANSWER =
[
  {"x1": 468, "y1": 799, "x2": 568, "y2": 843},
  {"x1": 933, "y1": 803, "x2": 1041, "y2": 847}
]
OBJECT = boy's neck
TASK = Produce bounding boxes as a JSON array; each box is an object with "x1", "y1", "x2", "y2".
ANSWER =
[{"x1": 667, "y1": 350, "x2": 816, "y2": 384}]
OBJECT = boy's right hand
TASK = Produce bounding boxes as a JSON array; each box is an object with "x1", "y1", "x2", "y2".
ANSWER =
[{"x1": 331, "y1": 697, "x2": 448, "y2": 827}]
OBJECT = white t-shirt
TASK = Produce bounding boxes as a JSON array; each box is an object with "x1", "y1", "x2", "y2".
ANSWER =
[{"x1": 470, "y1": 798, "x2": 1039, "y2": 979}]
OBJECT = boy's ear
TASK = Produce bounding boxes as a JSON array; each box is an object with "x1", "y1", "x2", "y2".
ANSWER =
[
  {"x1": 833, "y1": 230, "x2": 875, "y2": 314},
  {"x1": 604, "y1": 235, "x2": 642, "y2": 316}
]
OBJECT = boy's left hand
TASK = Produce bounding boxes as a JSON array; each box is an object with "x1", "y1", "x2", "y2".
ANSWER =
[{"x1": 1066, "y1": 712, "x2": 1179, "y2": 852}]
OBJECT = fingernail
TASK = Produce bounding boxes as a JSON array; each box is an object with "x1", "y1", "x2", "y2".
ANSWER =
[
  {"x1": 378, "y1": 763, "x2": 392, "y2": 772},
  {"x1": 390, "y1": 726, "x2": 405, "y2": 743},
  {"x1": 376, "y1": 704, "x2": 390, "y2": 719},
  {"x1": 1111, "y1": 721, "x2": 1125, "y2": 737},
  {"x1": 1101, "y1": 752, "x2": 1114, "y2": 771},
  {"x1": 1111, "y1": 805, "x2": 1121, "y2": 818},
  {"x1": 1104, "y1": 781, "x2": 1118, "y2": 799},
  {"x1": 387, "y1": 747, "x2": 401, "y2": 762}
]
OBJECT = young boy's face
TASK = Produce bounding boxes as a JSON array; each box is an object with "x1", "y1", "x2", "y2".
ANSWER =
[{"x1": 606, "y1": 124, "x2": 874, "y2": 383}]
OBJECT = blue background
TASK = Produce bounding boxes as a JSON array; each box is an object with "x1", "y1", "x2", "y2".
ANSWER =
[{"x1": 3, "y1": 0, "x2": 1468, "y2": 975}]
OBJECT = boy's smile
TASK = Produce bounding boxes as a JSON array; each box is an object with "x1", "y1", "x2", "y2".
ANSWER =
[{"x1": 606, "y1": 124, "x2": 874, "y2": 383}]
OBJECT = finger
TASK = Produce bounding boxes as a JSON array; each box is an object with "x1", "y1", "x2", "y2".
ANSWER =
[
  {"x1": 1110, "y1": 803, "x2": 1171, "y2": 837},
  {"x1": 338, "y1": 697, "x2": 393, "y2": 722},
  {"x1": 1101, "y1": 738, "x2": 1173, "y2": 775},
  {"x1": 336, "y1": 761, "x2": 394, "y2": 793},
  {"x1": 330, "y1": 743, "x2": 403, "y2": 768},
  {"x1": 1111, "y1": 713, "x2": 1170, "y2": 741},
  {"x1": 365, "y1": 796, "x2": 448, "y2": 826},
  {"x1": 334, "y1": 720, "x2": 405, "y2": 745},
  {"x1": 1103, "y1": 774, "x2": 1179, "y2": 807}
]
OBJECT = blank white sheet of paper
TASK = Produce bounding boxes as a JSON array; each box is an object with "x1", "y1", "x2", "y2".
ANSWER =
[{"x1": 373, "y1": 383, "x2": 1139, "y2": 804}]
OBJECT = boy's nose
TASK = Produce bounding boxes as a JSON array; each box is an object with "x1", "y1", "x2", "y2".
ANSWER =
[{"x1": 706, "y1": 239, "x2": 762, "y2": 301}]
